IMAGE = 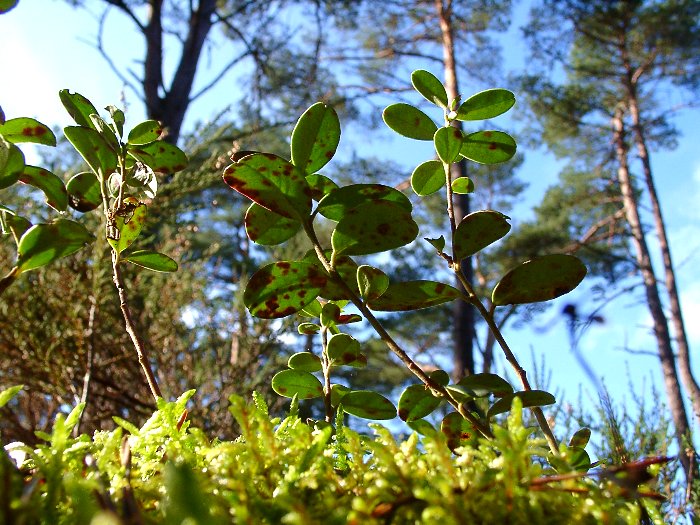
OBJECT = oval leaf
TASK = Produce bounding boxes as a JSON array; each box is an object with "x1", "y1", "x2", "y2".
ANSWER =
[
  {"x1": 398, "y1": 384, "x2": 442, "y2": 422},
  {"x1": 19, "y1": 166, "x2": 68, "y2": 212},
  {"x1": 0, "y1": 118, "x2": 56, "y2": 146},
  {"x1": 407, "y1": 419, "x2": 438, "y2": 437},
  {"x1": 288, "y1": 352, "x2": 323, "y2": 373},
  {"x1": 127, "y1": 141, "x2": 188, "y2": 174},
  {"x1": 123, "y1": 250, "x2": 178, "y2": 272},
  {"x1": 64, "y1": 126, "x2": 118, "y2": 177},
  {"x1": 245, "y1": 202, "x2": 301, "y2": 246},
  {"x1": 0, "y1": 140, "x2": 25, "y2": 189},
  {"x1": 305, "y1": 173, "x2": 338, "y2": 201},
  {"x1": 107, "y1": 200, "x2": 147, "y2": 254},
  {"x1": 383, "y1": 103, "x2": 437, "y2": 140},
  {"x1": 59, "y1": 90, "x2": 100, "y2": 129},
  {"x1": 367, "y1": 280, "x2": 461, "y2": 311},
  {"x1": 569, "y1": 428, "x2": 592, "y2": 449},
  {"x1": 327, "y1": 333, "x2": 366, "y2": 368},
  {"x1": 0, "y1": 385, "x2": 22, "y2": 408},
  {"x1": 441, "y1": 412, "x2": 479, "y2": 452},
  {"x1": 223, "y1": 153, "x2": 311, "y2": 220},
  {"x1": 487, "y1": 390, "x2": 556, "y2": 418},
  {"x1": 127, "y1": 120, "x2": 163, "y2": 145},
  {"x1": 456, "y1": 89, "x2": 516, "y2": 121},
  {"x1": 17, "y1": 219, "x2": 94, "y2": 272},
  {"x1": 67, "y1": 171, "x2": 102, "y2": 212},
  {"x1": 291, "y1": 103, "x2": 341, "y2": 174},
  {"x1": 331, "y1": 200, "x2": 418, "y2": 256},
  {"x1": 317, "y1": 183, "x2": 412, "y2": 222},
  {"x1": 411, "y1": 159, "x2": 445, "y2": 196},
  {"x1": 434, "y1": 126, "x2": 463, "y2": 164},
  {"x1": 453, "y1": 210, "x2": 511, "y2": 260},
  {"x1": 460, "y1": 130, "x2": 516, "y2": 165},
  {"x1": 411, "y1": 69, "x2": 448, "y2": 109},
  {"x1": 356, "y1": 265, "x2": 389, "y2": 301},
  {"x1": 244, "y1": 261, "x2": 327, "y2": 319},
  {"x1": 451, "y1": 177, "x2": 474, "y2": 194},
  {"x1": 341, "y1": 391, "x2": 396, "y2": 420},
  {"x1": 492, "y1": 254, "x2": 587, "y2": 306},
  {"x1": 271, "y1": 369, "x2": 323, "y2": 399},
  {"x1": 452, "y1": 373, "x2": 513, "y2": 398}
]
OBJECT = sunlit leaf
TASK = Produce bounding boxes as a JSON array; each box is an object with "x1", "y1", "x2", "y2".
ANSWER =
[
  {"x1": 492, "y1": 254, "x2": 587, "y2": 306},
  {"x1": 451, "y1": 177, "x2": 474, "y2": 194},
  {"x1": 411, "y1": 69, "x2": 448, "y2": 108},
  {"x1": 429, "y1": 369, "x2": 450, "y2": 386},
  {"x1": 327, "y1": 333, "x2": 366, "y2": 368},
  {"x1": 398, "y1": 384, "x2": 442, "y2": 422},
  {"x1": 341, "y1": 391, "x2": 396, "y2": 420},
  {"x1": 0, "y1": 117, "x2": 56, "y2": 146},
  {"x1": 18, "y1": 165, "x2": 68, "y2": 212},
  {"x1": 453, "y1": 210, "x2": 511, "y2": 260},
  {"x1": 128, "y1": 141, "x2": 188, "y2": 174},
  {"x1": 568, "y1": 428, "x2": 592, "y2": 449},
  {"x1": 245, "y1": 202, "x2": 301, "y2": 245},
  {"x1": 406, "y1": 419, "x2": 437, "y2": 437},
  {"x1": 383, "y1": 103, "x2": 437, "y2": 140},
  {"x1": 306, "y1": 173, "x2": 338, "y2": 200},
  {"x1": 67, "y1": 171, "x2": 102, "y2": 212},
  {"x1": 441, "y1": 412, "x2": 478, "y2": 452},
  {"x1": 320, "y1": 302, "x2": 341, "y2": 327},
  {"x1": 434, "y1": 126, "x2": 463, "y2": 163},
  {"x1": 456, "y1": 89, "x2": 516, "y2": 121},
  {"x1": 0, "y1": 138, "x2": 24, "y2": 189},
  {"x1": 64, "y1": 126, "x2": 118, "y2": 177},
  {"x1": 297, "y1": 322, "x2": 320, "y2": 334},
  {"x1": 272, "y1": 370, "x2": 323, "y2": 399},
  {"x1": 411, "y1": 159, "x2": 445, "y2": 196},
  {"x1": 16, "y1": 219, "x2": 94, "y2": 272},
  {"x1": 127, "y1": 120, "x2": 163, "y2": 145},
  {"x1": 107, "y1": 199, "x2": 147, "y2": 254},
  {"x1": 1, "y1": 209, "x2": 31, "y2": 244},
  {"x1": 447, "y1": 373, "x2": 513, "y2": 400},
  {"x1": 330, "y1": 384, "x2": 351, "y2": 407},
  {"x1": 106, "y1": 105, "x2": 125, "y2": 137},
  {"x1": 0, "y1": 385, "x2": 22, "y2": 408},
  {"x1": 424, "y1": 235, "x2": 446, "y2": 253},
  {"x1": 317, "y1": 183, "x2": 412, "y2": 222},
  {"x1": 487, "y1": 390, "x2": 556, "y2": 418},
  {"x1": 123, "y1": 250, "x2": 178, "y2": 272},
  {"x1": 460, "y1": 130, "x2": 516, "y2": 164},
  {"x1": 288, "y1": 352, "x2": 323, "y2": 373},
  {"x1": 356, "y1": 264, "x2": 389, "y2": 301},
  {"x1": 367, "y1": 280, "x2": 461, "y2": 311},
  {"x1": 60, "y1": 90, "x2": 100, "y2": 129},
  {"x1": 291, "y1": 102, "x2": 341, "y2": 174}
]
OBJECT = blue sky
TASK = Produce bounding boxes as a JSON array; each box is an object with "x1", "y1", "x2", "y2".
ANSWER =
[{"x1": 2, "y1": 0, "x2": 700, "y2": 440}]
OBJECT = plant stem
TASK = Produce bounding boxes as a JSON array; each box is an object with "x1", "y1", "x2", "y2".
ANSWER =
[
  {"x1": 0, "y1": 266, "x2": 19, "y2": 297},
  {"x1": 320, "y1": 327, "x2": 333, "y2": 423}
]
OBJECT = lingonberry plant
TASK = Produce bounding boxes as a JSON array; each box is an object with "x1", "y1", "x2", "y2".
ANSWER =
[{"x1": 223, "y1": 70, "x2": 590, "y2": 462}]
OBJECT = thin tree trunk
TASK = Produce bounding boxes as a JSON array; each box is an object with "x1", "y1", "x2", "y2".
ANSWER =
[
  {"x1": 436, "y1": 0, "x2": 475, "y2": 380},
  {"x1": 612, "y1": 106, "x2": 695, "y2": 483}
]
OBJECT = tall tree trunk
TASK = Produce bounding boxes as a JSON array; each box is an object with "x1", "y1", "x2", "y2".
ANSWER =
[
  {"x1": 436, "y1": 0, "x2": 475, "y2": 380},
  {"x1": 612, "y1": 106, "x2": 695, "y2": 483}
]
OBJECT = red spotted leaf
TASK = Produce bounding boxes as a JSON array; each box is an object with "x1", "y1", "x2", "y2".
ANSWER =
[
  {"x1": 453, "y1": 210, "x2": 511, "y2": 260},
  {"x1": 367, "y1": 280, "x2": 461, "y2": 311},
  {"x1": 291, "y1": 103, "x2": 341, "y2": 174}
]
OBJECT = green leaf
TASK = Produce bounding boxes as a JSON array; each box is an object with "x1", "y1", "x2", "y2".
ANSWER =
[
  {"x1": 125, "y1": 162, "x2": 158, "y2": 199},
  {"x1": 424, "y1": 235, "x2": 446, "y2": 253},
  {"x1": 492, "y1": 254, "x2": 587, "y2": 306},
  {"x1": 367, "y1": 280, "x2": 461, "y2": 311},
  {"x1": 127, "y1": 141, "x2": 188, "y2": 174},
  {"x1": 398, "y1": 384, "x2": 442, "y2": 422},
  {"x1": 411, "y1": 160, "x2": 445, "y2": 196},
  {"x1": 60, "y1": 90, "x2": 100, "y2": 129},
  {"x1": 127, "y1": 120, "x2": 163, "y2": 145},
  {"x1": 245, "y1": 202, "x2": 301, "y2": 245},
  {"x1": 456, "y1": 89, "x2": 516, "y2": 121},
  {"x1": 460, "y1": 130, "x2": 516, "y2": 164},
  {"x1": 0, "y1": 385, "x2": 22, "y2": 409},
  {"x1": 383, "y1": 103, "x2": 437, "y2": 140},
  {"x1": 288, "y1": 352, "x2": 323, "y2": 373},
  {"x1": 271, "y1": 369, "x2": 324, "y2": 399},
  {"x1": 16, "y1": 219, "x2": 94, "y2": 272},
  {"x1": 107, "y1": 200, "x2": 147, "y2": 254},
  {"x1": 341, "y1": 391, "x2": 396, "y2": 420},
  {"x1": 0, "y1": 106, "x2": 4, "y2": 123},
  {"x1": 224, "y1": 153, "x2": 311, "y2": 221},
  {"x1": 291, "y1": 102, "x2": 341, "y2": 174},
  {"x1": 317, "y1": 183, "x2": 412, "y2": 222},
  {"x1": 434, "y1": 126, "x2": 463, "y2": 164},
  {"x1": 64, "y1": 126, "x2": 118, "y2": 177},
  {"x1": 244, "y1": 261, "x2": 326, "y2": 319},
  {"x1": 0, "y1": 118, "x2": 56, "y2": 146},
  {"x1": 0, "y1": 138, "x2": 25, "y2": 189},
  {"x1": 565, "y1": 446, "x2": 592, "y2": 471},
  {"x1": 123, "y1": 250, "x2": 178, "y2": 272},
  {"x1": 300, "y1": 299, "x2": 323, "y2": 318},
  {"x1": 106, "y1": 105, "x2": 125, "y2": 137},
  {"x1": 356, "y1": 264, "x2": 390, "y2": 301},
  {"x1": 453, "y1": 210, "x2": 511, "y2": 260},
  {"x1": 327, "y1": 333, "x2": 366, "y2": 368},
  {"x1": 331, "y1": 200, "x2": 418, "y2": 256},
  {"x1": 18, "y1": 165, "x2": 68, "y2": 212},
  {"x1": 307, "y1": 253, "x2": 360, "y2": 301},
  {"x1": 429, "y1": 369, "x2": 450, "y2": 386},
  {"x1": 330, "y1": 384, "x2": 351, "y2": 407},
  {"x1": 1, "y1": 210, "x2": 31, "y2": 244},
  {"x1": 441, "y1": 412, "x2": 478, "y2": 452},
  {"x1": 406, "y1": 419, "x2": 437, "y2": 437},
  {"x1": 0, "y1": 1, "x2": 18, "y2": 14},
  {"x1": 487, "y1": 390, "x2": 556, "y2": 418},
  {"x1": 297, "y1": 322, "x2": 320, "y2": 334},
  {"x1": 449, "y1": 373, "x2": 513, "y2": 399},
  {"x1": 305, "y1": 173, "x2": 338, "y2": 201},
  {"x1": 568, "y1": 428, "x2": 592, "y2": 449},
  {"x1": 320, "y1": 302, "x2": 341, "y2": 327},
  {"x1": 411, "y1": 69, "x2": 448, "y2": 108},
  {"x1": 451, "y1": 177, "x2": 474, "y2": 194},
  {"x1": 66, "y1": 171, "x2": 102, "y2": 212}
]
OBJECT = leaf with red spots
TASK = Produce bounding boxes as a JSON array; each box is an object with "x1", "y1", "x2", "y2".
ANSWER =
[
  {"x1": 451, "y1": 177, "x2": 474, "y2": 194},
  {"x1": 453, "y1": 210, "x2": 511, "y2": 260},
  {"x1": 331, "y1": 200, "x2": 418, "y2": 256},
  {"x1": 288, "y1": 352, "x2": 322, "y2": 373},
  {"x1": 447, "y1": 373, "x2": 513, "y2": 401},
  {"x1": 487, "y1": 390, "x2": 555, "y2": 418},
  {"x1": 223, "y1": 153, "x2": 311, "y2": 221},
  {"x1": 302, "y1": 250, "x2": 360, "y2": 301},
  {"x1": 317, "y1": 183, "x2": 412, "y2": 222},
  {"x1": 356, "y1": 265, "x2": 389, "y2": 301},
  {"x1": 441, "y1": 412, "x2": 479, "y2": 452},
  {"x1": 411, "y1": 160, "x2": 444, "y2": 196},
  {"x1": 245, "y1": 202, "x2": 301, "y2": 245},
  {"x1": 244, "y1": 261, "x2": 327, "y2": 319},
  {"x1": 271, "y1": 369, "x2": 324, "y2": 399},
  {"x1": 128, "y1": 141, "x2": 188, "y2": 175},
  {"x1": 107, "y1": 199, "x2": 147, "y2": 254},
  {"x1": 382, "y1": 103, "x2": 437, "y2": 141},
  {"x1": 127, "y1": 120, "x2": 163, "y2": 146},
  {"x1": 291, "y1": 103, "x2": 341, "y2": 174},
  {"x1": 60, "y1": 90, "x2": 100, "y2": 129},
  {"x1": 434, "y1": 126, "x2": 463, "y2": 164},
  {"x1": 398, "y1": 384, "x2": 442, "y2": 422},
  {"x1": 16, "y1": 219, "x2": 94, "y2": 272},
  {"x1": 0, "y1": 138, "x2": 24, "y2": 189},
  {"x1": 123, "y1": 250, "x2": 178, "y2": 272},
  {"x1": 327, "y1": 333, "x2": 366, "y2": 368},
  {"x1": 491, "y1": 254, "x2": 587, "y2": 306},
  {"x1": 305, "y1": 173, "x2": 338, "y2": 201},
  {"x1": 456, "y1": 89, "x2": 516, "y2": 121},
  {"x1": 460, "y1": 130, "x2": 516, "y2": 165},
  {"x1": 0, "y1": 118, "x2": 56, "y2": 146},
  {"x1": 367, "y1": 280, "x2": 461, "y2": 311},
  {"x1": 320, "y1": 302, "x2": 341, "y2": 327},
  {"x1": 341, "y1": 391, "x2": 396, "y2": 420},
  {"x1": 18, "y1": 165, "x2": 68, "y2": 212},
  {"x1": 568, "y1": 428, "x2": 591, "y2": 449},
  {"x1": 67, "y1": 172, "x2": 102, "y2": 213},
  {"x1": 411, "y1": 70, "x2": 448, "y2": 109},
  {"x1": 64, "y1": 126, "x2": 118, "y2": 178}
]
